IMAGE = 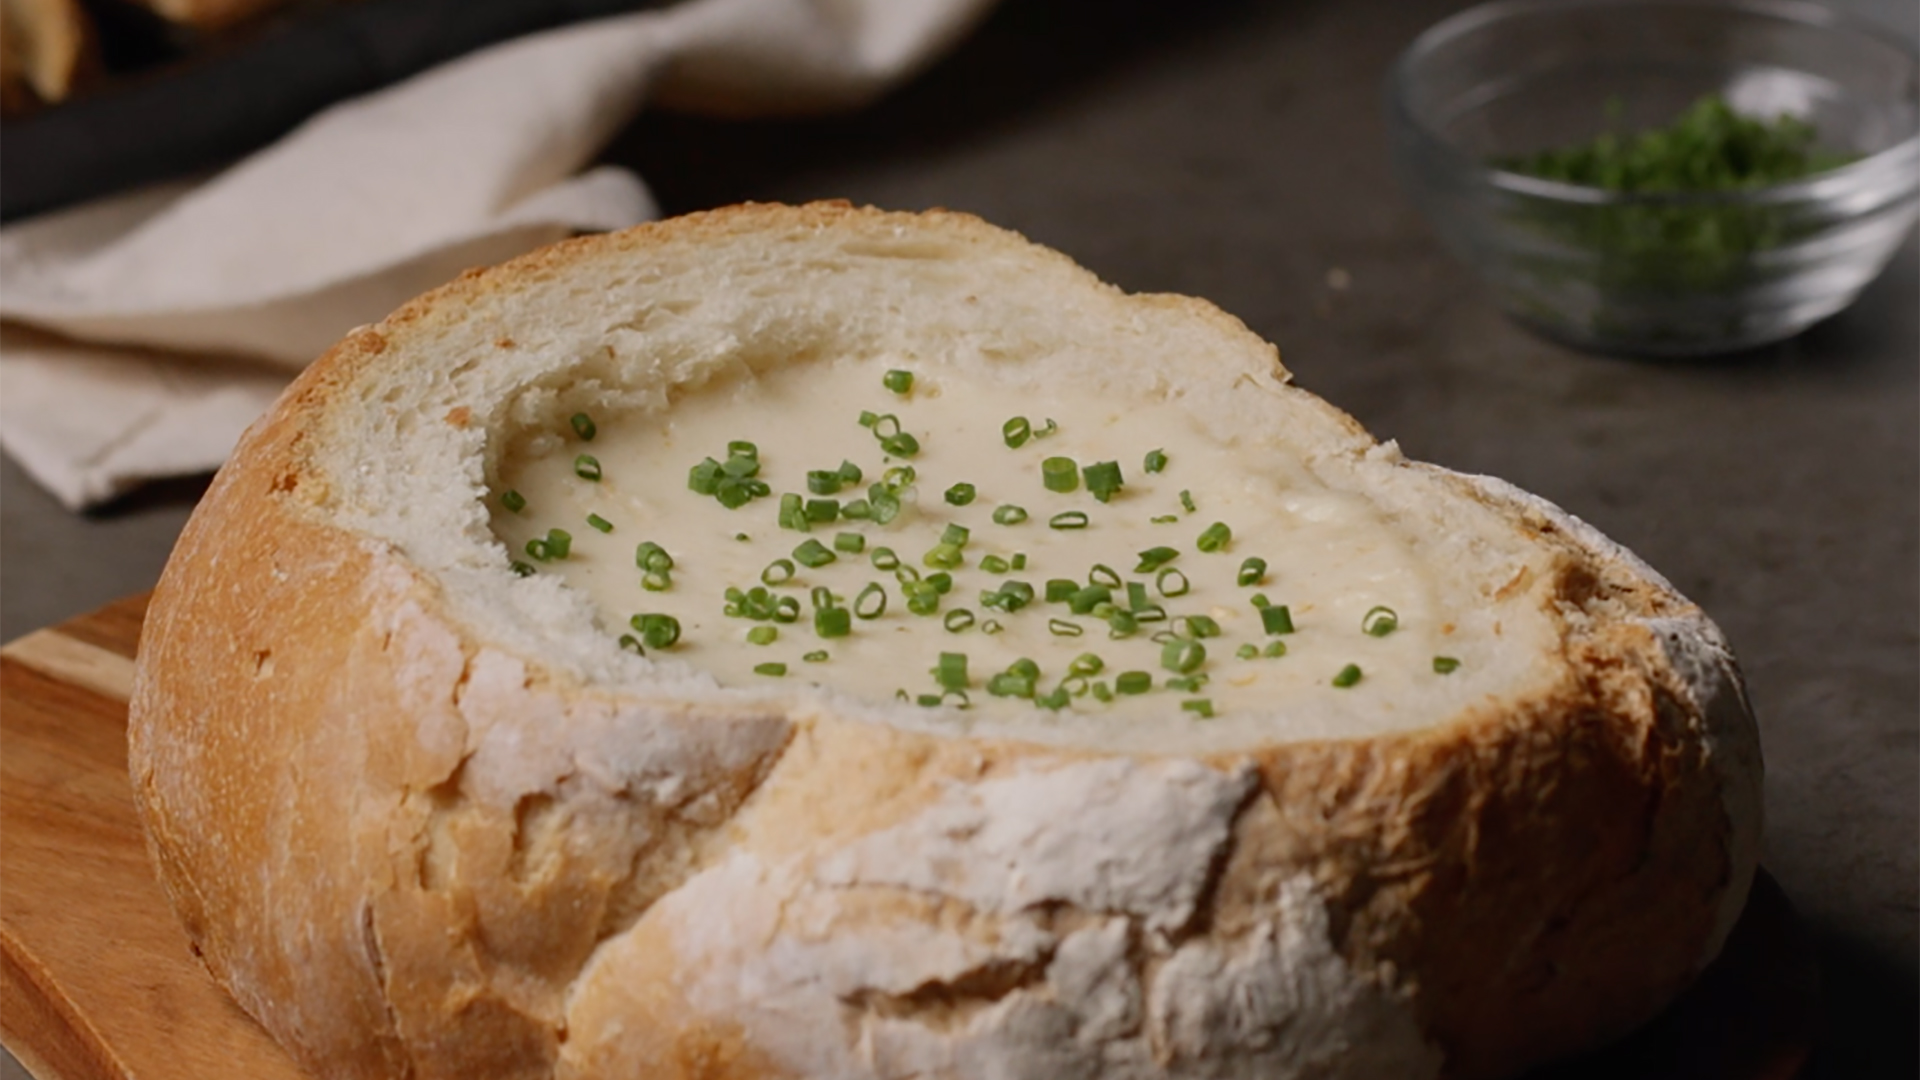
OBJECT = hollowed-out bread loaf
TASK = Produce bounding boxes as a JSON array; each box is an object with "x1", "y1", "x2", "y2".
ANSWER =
[{"x1": 129, "y1": 202, "x2": 1762, "y2": 1080}]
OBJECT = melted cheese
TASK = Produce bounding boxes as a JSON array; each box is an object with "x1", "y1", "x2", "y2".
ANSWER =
[{"x1": 491, "y1": 359, "x2": 1452, "y2": 722}]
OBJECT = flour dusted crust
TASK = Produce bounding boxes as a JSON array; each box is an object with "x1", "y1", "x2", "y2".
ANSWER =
[{"x1": 129, "y1": 203, "x2": 1762, "y2": 1080}]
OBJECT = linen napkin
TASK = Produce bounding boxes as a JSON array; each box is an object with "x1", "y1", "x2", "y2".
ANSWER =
[{"x1": 0, "y1": 0, "x2": 997, "y2": 510}]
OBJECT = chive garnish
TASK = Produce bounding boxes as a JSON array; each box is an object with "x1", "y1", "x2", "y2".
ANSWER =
[
  {"x1": 586, "y1": 513, "x2": 614, "y2": 533},
  {"x1": 835, "y1": 532, "x2": 866, "y2": 554},
  {"x1": 1362, "y1": 606, "x2": 1400, "y2": 637},
  {"x1": 1196, "y1": 522, "x2": 1231, "y2": 552},
  {"x1": 993, "y1": 505, "x2": 1029, "y2": 526},
  {"x1": 630, "y1": 613, "x2": 681, "y2": 648},
  {"x1": 1045, "y1": 579, "x2": 1077, "y2": 603},
  {"x1": 574, "y1": 454, "x2": 602, "y2": 481},
  {"x1": 1049, "y1": 511, "x2": 1089, "y2": 530},
  {"x1": 720, "y1": 455, "x2": 760, "y2": 479},
  {"x1": 837, "y1": 460, "x2": 862, "y2": 484},
  {"x1": 905, "y1": 582, "x2": 941, "y2": 616},
  {"x1": 1182, "y1": 699, "x2": 1215, "y2": 719},
  {"x1": 779, "y1": 493, "x2": 809, "y2": 532},
  {"x1": 924, "y1": 544, "x2": 963, "y2": 570},
  {"x1": 526, "y1": 528, "x2": 572, "y2": 561},
  {"x1": 1156, "y1": 568, "x2": 1190, "y2": 598},
  {"x1": 641, "y1": 570, "x2": 671, "y2": 592},
  {"x1": 1265, "y1": 640, "x2": 1287, "y2": 658},
  {"x1": 859, "y1": 410, "x2": 880, "y2": 428},
  {"x1": 773, "y1": 596, "x2": 801, "y2": 623},
  {"x1": 1011, "y1": 553, "x2": 1027, "y2": 570},
  {"x1": 1068, "y1": 585, "x2": 1111, "y2": 615},
  {"x1": 1434, "y1": 656, "x2": 1461, "y2": 674},
  {"x1": 807, "y1": 470, "x2": 843, "y2": 495},
  {"x1": 1049, "y1": 618, "x2": 1084, "y2": 637},
  {"x1": 815, "y1": 607, "x2": 852, "y2": 638},
  {"x1": 1151, "y1": 515, "x2": 1178, "y2": 524},
  {"x1": 1083, "y1": 461, "x2": 1123, "y2": 503},
  {"x1": 728, "y1": 440, "x2": 758, "y2": 460},
  {"x1": 1261, "y1": 605, "x2": 1295, "y2": 635},
  {"x1": 1144, "y1": 449, "x2": 1168, "y2": 473},
  {"x1": 1107, "y1": 611, "x2": 1138, "y2": 638},
  {"x1": 1090, "y1": 681, "x2": 1114, "y2": 702},
  {"x1": 980, "y1": 554, "x2": 1011, "y2": 574},
  {"x1": 871, "y1": 547, "x2": 900, "y2": 570},
  {"x1": 1035, "y1": 688, "x2": 1071, "y2": 711},
  {"x1": 793, "y1": 540, "x2": 837, "y2": 568},
  {"x1": 1134, "y1": 547, "x2": 1179, "y2": 573},
  {"x1": 944, "y1": 609, "x2": 976, "y2": 632},
  {"x1": 855, "y1": 583, "x2": 888, "y2": 619},
  {"x1": 804, "y1": 650, "x2": 829, "y2": 662},
  {"x1": 1161, "y1": 638, "x2": 1206, "y2": 673},
  {"x1": 569, "y1": 412, "x2": 597, "y2": 440},
  {"x1": 747, "y1": 626, "x2": 778, "y2": 645},
  {"x1": 805, "y1": 498, "x2": 839, "y2": 524},
  {"x1": 1003, "y1": 417, "x2": 1032, "y2": 448},
  {"x1": 500, "y1": 489, "x2": 527, "y2": 514},
  {"x1": 688, "y1": 458, "x2": 721, "y2": 494},
  {"x1": 880, "y1": 432, "x2": 920, "y2": 457},
  {"x1": 1176, "y1": 614, "x2": 1222, "y2": 639},
  {"x1": 840, "y1": 498, "x2": 873, "y2": 520},
  {"x1": 884, "y1": 369, "x2": 915, "y2": 394},
  {"x1": 934, "y1": 652, "x2": 969, "y2": 690},
  {"x1": 1237, "y1": 558, "x2": 1267, "y2": 586},
  {"x1": 510, "y1": 560, "x2": 535, "y2": 577},
  {"x1": 925, "y1": 572, "x2": 954, "y2": 594},
  {"x1": 1115, "y1": 671, "x2": 1152, "y2": 695},
  {"x1": 1236, "y1": 643, "x2": 1259, "y2": 660},
  {"x1": 761, "y1": 559, "x2": 796, "y2": 586},
  {"x1": 618, "y1": 633, "x2": 642, "y2": 654},
  {"x1": 1332, "y1": 664, "x2": 1362, "y2": 688},
  {"x1": 810, "y1": 586, "x2": 837, "y2": 610},
  {"x1": 1069, "y1": 653, "x2": 1104, "y2": 676},
  {"x1": 1042, "y1": 456, "x2": 1079, "y2": 493},
  {"x1": 1179, "y1": 490, "x2": 1197, "y2": 513},
  {"x1": 945, "y1": 483, "x2": 977, "y2": 506},
  {"x1": 635, "y1": 542, "x2": 673, "y2": 572},
  {"x1": 754, "y1": 662, "x2": 788, "y2": 677},
  {"x1": 981, "y1": 619, "x2": 1004, "y2": 634},
  {"x1": 1126, "y1": 581, "x2": 1150, "y2": 611}
]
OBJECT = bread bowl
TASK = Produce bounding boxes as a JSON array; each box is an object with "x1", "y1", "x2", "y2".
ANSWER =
[{"x1": 128, "y1": 201, "x2": 1762, "y2": 1080}]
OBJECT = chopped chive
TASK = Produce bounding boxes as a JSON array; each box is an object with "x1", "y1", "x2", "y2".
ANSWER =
[
  {"x1": 1182, "y1": 699, "x2": 1216, "y2": 719},
  {"x1": 1090, "y1": 680, "x2": 1114, "y2": 702},
  {"x1": 840, "y1": 498, "x2": 873, "y2": 520},
  {"x1": 924, "y1": 543, "x2": 964, "y2": 569},
  {"x1": 570, "y1": 412, "x2": 597, "y2": 440},
  {"x1": 916, "y1": 693, "x2": 942, "y2": 707},
  {"x1": 1196, "y1": 522, "x2": 1232, "y2": 552},
  {"x1": 1042, "y1": 456, "x2": 1079, "y2": 493},
  {"x1": 747, "y1": 626, "x2": 779, "y2": 645},
  {"x1": 880, "y1": 432, "x2": 920, "y2": 457},
  {"x1": 526, "y1": 528, "x2": 572, "y2": 561},
  {"x1": 1156, "y1": 568, "x2": 1190, "y2": 597},
  {"x1": 1264, "y1": 640, "x2": 1287, "y2": 657},
  {"x1": 905, "y1": 583, "x2": 942, "y2": 616},
  {"x1": 1144, "y1": 449, "x2": 1168, "y2": 473},
  {"x1": 939, "y1": 523, "x2": 971, "y2": 548},
  {"x1": 835, "y1": 532, "x2": 866, "y2": 554},
  {"x1": 793, "y1": 540, "x2": 837, "y2": 568},
  {"x1": 944, "y1": 609, "x2": 976, "y2": 632},
  {"x1": 1061, "y1": 675, "x2": 1091, "y2": 697},
  {"x1": 980, "y1": 554, "x2": 1011, "y2": 574},
  {"x1": 1069, "y1": 585, "x2": 1112, "y2": 615},
  {"x1": 1261, "y1": 605, "x2": 1295, "y2": 635},
  {"x1": 688, "y1": 458, "x2": 721, "y2": 495},
  {"x1": 1088, "y1": 564, "x2": 1122, "y2": 588},
  {"x1": 773, "y1": 596, "x2": 801, "y2": 622},
  {"x1": 735, "y1": 533, "x2": 750, "y2": 542},
  {"x1": 803, "y1": 650, "x2": 829, "y2": 662},
  {"x1": 1083, "y1": 461, "x2": 1124, "y2": 503},
  {"x1": 617, "y1": 633, "x2": 642, "y2": 654},
  {"x1": 1107, "y1": 611, "x2": 1138, "y2": 638},
  {"x1": 810, "y1": 586, "x2": 836, "y2": 610},
  {"x1": 1177, "y1": 614, "x2": 1222, "y2": 639},
  {"x1": 855, "y1": 583, "x2": 888, "y2": 619},
  {"x1": 1362, "y1": 606, "x2": 1400, "y2": 637},
  {"x1": 934, "y1": 652, "x2": 969, "y2": 690},
  {"x1": 720, "y1": 454, "x2": 760, "y2": 479},
  {"x1": 859, "y1": 410, "x2": 880, "y2": 428},
  {"x1": 510, "y1": 560, "x2": 535, "y2": 577},
  {"x1": 807, "y1": 470, "x2": 844, "y2": 495},
  {"x1": 635, "y1": 541, "x2": 673, "y2": 572},
  {"x1": 993, "y1": 505, "x2": 1029, "y2": 526},
  {"x1": 981, "y1": 618, "x2": 1004, "y2": 634},
  {"x1": 1035, "y1": 688, "x2": 1072, "y2": 711},
  {"x1": 815, "y1": 607, "x2": 853, "y2": 638},
  {"x1": 926, "y1": 572, "x2": 954, "y2": 594},
  {"x1": 728, "y1": 440, "x2": 759, "y2": 460},
  {"x1": 1116, "y1": 671, "x2": 1153, "y2": 695},
  {"x1": 754, "y1": 662, "x2": 788, "y2": 677},
  {"x1": 884, "y1": 369, "x2": 914, "y2": 394},
  {"x1": 1008, "y1": 658, "x2": 1040, "y2": 681},
  {"x1": 805, "y1": 498, "x2": 840, "y2": 524},
  {"x1": 1332, "y1": 664, "x2": 1362, "y2": 688},
  {"x1": 1236, "y1": 643, "x2": 1259, "y2": 660},
  {"x1": 1049, "y1": 511, "x2": 1089, "y2": 530},
  {"x1": 1045, "y1": 579, "x2": 1077, "y2": 603},
  {"x1": 761, "y1": 559, "x2": 796, "y2": 585},
  {"x1": 1151, "y1": 514, "x2": 1179, "y2": 524},
  {"x1": 1035, "y1": 418, "x2": 1059, "y2": 439},
  {"x1": 1069, "y1": 653, "x2": 1104, "y2": 676},
  {"x1": 1434, "y1": 656, "x2": 1461, "y2": 674},
  {"x1": 1011, "y1": 553, "x2": 1027, "y2": 570},
  {"x1": 871, "y1": 547, "x2": 900, "y2": 570},
  {"x1": 1134, "y1": 547, "x2": 1179, "y2": 573},
  {"x1": 1161, "y1": 638, "x2": 1206, "y2": 674},
  {"x1": 587, "y1": 513, "x2": 614, "y2": 533},
  {"x1": 1127, "y1": 581, "x2": 1151, "y2": 611},
  {"x1": 779, "y1": 493, "x2": 810, "y2": 532},
  {"x1": 1134, "y1": 604, "x2": 1168, "y2": 623},
  {"x1": 500, "y1": 489, "x2": 527, "y2": 514},
  {"x1": 881, "y1": 465, "x2": 916, "y2": 489},
  {"x1": 1166, "y1": 675, "x2": 1208, "y2": 693},
  {"x1": 945, "y1": 483, "x2": 977, "y2": 506},
  {"x1": 1179, "y1": 490, "x2": 1197, "y2": 513},
  {"x1": 1238, "y1": 558, "x2": 1267, "y2": 587},
  {"x1": 838, "y1": 460, "x2": 863, "y2": 484},
  {"x1": 1049, "y1": 618, "x2": 1085, "y2": 637},
  {"x1": 867, "y1": 487, "x2": 903, "y2": 525},
  {"x1": 871, "y1": 413, "x2": 901, "y2": 436},
  {"x1": 641, "y1": 570, "x2": 671, "y2": 591},
  {"x1": 629, "y1": 613, "x2": 681, "y2": 649},
  {"x1": 1003, "y1": 417, "x2": 1032, "y2": 448},
  {"x1": 1250, "y1": 593, "x2": 1272, "y2": 608},
  {"x1": 574, "y1": 454, "x2": 602, "y2": 481}
]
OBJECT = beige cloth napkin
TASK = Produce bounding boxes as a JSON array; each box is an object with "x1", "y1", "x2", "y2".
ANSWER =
[{"x1": 0, "y1": 0, "x2": 996, "y2": 509}]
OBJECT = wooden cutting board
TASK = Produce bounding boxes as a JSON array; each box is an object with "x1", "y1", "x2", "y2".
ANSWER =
[{"x1": 0, "y1": 594, "x2": 1822, "y2": 1080}]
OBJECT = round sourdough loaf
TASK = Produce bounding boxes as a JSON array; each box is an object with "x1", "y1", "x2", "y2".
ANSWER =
[{"x1": 129, "y1": 202, "x2": 1762, "y2": 1080}]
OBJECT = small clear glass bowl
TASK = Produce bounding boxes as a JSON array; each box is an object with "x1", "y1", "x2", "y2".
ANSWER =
[{"x1": 1389, "y1": 0, "x2": 1920, "y2": 357}]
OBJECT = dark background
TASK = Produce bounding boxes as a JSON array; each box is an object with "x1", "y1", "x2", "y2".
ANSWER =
[{"x1": 3, "y1": 0, "x2": 1914, "y2": 1076}]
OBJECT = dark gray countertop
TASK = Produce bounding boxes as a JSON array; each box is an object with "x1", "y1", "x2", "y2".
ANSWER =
[{"x1": 3, "y1": 1, "x2": 1914, "y2": 1077}]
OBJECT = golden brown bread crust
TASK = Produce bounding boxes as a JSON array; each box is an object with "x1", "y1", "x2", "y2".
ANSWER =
[{"x1": 129, "y1": 202, "x2": 1759, "y2": 1080}]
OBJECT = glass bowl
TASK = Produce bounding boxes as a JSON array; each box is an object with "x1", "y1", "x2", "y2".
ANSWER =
[{"x1": 1388, "y1": 0, "x2": 1920, "y2": 357}]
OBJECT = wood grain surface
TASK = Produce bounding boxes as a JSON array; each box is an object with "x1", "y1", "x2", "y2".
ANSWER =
[{"x1": 0, "y1": 594, "x2": 1821, "y2": 1080}]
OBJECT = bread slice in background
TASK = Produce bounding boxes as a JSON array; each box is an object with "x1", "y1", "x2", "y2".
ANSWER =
[{"x1": 128, "y1": 202, "x2": 1763, "y2": 1080}]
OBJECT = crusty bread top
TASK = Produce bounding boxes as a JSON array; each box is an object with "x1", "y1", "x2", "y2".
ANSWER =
[{"x1": 258, "y1": 201, "x2": 1649, "y2": 754}]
